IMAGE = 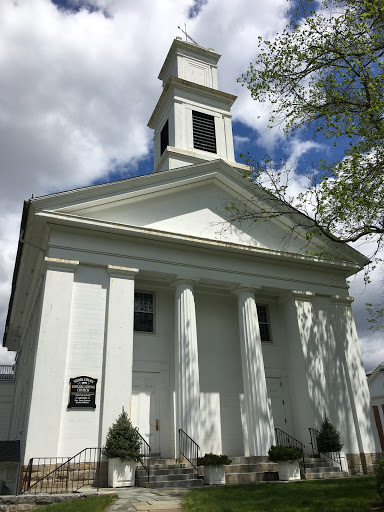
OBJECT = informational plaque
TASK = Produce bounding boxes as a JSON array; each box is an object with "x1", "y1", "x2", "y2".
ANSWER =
[{"x1": 68, "y1": 376, "x2": 98, "y2": 409}]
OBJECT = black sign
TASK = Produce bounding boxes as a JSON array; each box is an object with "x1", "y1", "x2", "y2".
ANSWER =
[{"x1": 68, "y1": 376, "x2": 97, "y2": 409}]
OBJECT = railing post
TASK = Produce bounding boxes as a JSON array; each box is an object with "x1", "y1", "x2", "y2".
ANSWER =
[
  {"x1": 26, "y1": 459, "x2": 33, "y2": 491},
  {"x1": 96, "y1": 448, "x2": 101, "y2": 491}
]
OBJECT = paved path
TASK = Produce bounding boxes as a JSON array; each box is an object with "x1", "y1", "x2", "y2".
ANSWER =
[{"x1": 100, "y1": 487, "x2": 190, "y2": 512}]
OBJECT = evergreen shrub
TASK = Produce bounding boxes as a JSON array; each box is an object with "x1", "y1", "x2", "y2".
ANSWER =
[
  {"x1": 103, "y1": 410, "x2": 141, "y2": 462},
  {"x1": 198, "y1": 453, "x2": 232, "y2": 466},
  {"x1": 268, "y1": 445, "x2": 303, "y2": 463},
  {"x1": 317, "y1": 415, "x2": 343, "y2": 453}
]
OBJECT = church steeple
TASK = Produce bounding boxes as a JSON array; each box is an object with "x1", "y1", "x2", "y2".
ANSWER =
[{"x1": 148, "y1": 38, "x2": 237, "y2": 172}]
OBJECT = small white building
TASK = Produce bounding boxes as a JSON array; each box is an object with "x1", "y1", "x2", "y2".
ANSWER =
[
  {"x1": 367, "y1": 362, "x2": 384, "y2": 453},
  {"x1": 2, "y1": 38, "x2": 381, "y2": 476}
]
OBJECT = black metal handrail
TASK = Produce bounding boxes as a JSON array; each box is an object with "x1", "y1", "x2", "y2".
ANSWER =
[
  {"x1": 137, "y1": 432, "x2": 151, "y2": 483},
  {"x1": 178, "y1": 428, "x2": 199, "y2": 472},
  {"x1": 309, "y1": 428, "x2": 342, "y2": 469},
  {"x1": 21, "y1": 448, "x2": 102, "y2": 494},
  {"x1": 275, "y1": 428, "x2": 306, "y2": 471}
]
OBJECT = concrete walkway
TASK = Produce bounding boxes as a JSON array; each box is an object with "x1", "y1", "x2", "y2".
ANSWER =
[{"x1": 100, "y1": 487, "x2": 190, "y2": 512}]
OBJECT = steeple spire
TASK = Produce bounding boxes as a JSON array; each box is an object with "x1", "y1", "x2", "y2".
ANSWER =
[{"x1": 148, "y1": 38, "x2": 237, "y2": 172}]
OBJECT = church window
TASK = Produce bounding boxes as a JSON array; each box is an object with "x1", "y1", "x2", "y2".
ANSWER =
[
  {"x1": 192, "y1": 110, "x2": 216, "y2": 153},
  {"x1": 257, "y1": 304, "x2": 272, "y2": 342},
  {"x1": 134, "y1": 292, "x2": 154, "y2": 333},
  {"x1": 160, "y1": 120, "x2": 169, "y2": 156}
]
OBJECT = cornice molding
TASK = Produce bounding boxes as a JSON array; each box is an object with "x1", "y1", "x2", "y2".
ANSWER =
[
  {"x1": 44, "y1": 257, "x2": 79, "y2": 272},
  {"x1": 107, "y1": 265, "x2": 139, "y2": 279}
]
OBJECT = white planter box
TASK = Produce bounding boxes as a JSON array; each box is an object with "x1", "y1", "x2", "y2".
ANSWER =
[
  {"x1": 108, "y1": 458, "x2": 136, "y2": 487},
  {"x1": 204, "y1": 465, "x2": 226, "y2": 485},
  {"x1": 278, "y1": 461, "x2": 301, "y2": 481}
]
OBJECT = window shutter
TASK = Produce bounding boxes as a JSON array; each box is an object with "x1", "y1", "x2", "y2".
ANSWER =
[{"x1": 192, "y1": 110, "x2": 216, "y2": 153}]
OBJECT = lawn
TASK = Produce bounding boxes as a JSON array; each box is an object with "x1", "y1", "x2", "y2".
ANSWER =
[
  {"x1": 182, "y1": 477, "x2": 380, "y2": 512},
  {"x1": 33, "y1": 494, "x2": 117, "y2": 512}
]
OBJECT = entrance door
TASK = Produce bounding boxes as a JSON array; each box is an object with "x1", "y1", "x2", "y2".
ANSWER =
[
  {"x1": 131, "y1": 372, "x2": 160, "y2": 454},
  {"x1": 266, "y1": 377, "x2": 290, "y2": 432}
]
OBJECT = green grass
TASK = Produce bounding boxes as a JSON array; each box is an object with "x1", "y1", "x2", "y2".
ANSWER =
[
  {"x1": 34, "y1": 494, "x2": 117, "y2": 512},
  {"x1": 182, "y1": 477, "x2": 379, "y2": 512}
]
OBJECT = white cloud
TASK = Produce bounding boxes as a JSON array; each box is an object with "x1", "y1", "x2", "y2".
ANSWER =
[{"x1": 233, "y1": 134, "x2": 251, "y2": 149}]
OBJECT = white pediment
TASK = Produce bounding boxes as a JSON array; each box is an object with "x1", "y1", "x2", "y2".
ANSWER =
[
  {"x1": 54, "y1": 178, "x2": 311, "y2": 254},
  {"x1": 35, "y1": 161, "x2": 366, "y2": 267}
]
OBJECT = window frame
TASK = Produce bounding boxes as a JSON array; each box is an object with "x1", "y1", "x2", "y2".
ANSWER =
[
  {"x1": 134, "y1": 291, "x2": 156, "y2": 334},
  {"x1": 160, "y1": 120, "x2": 169, "y2": 156},
  {"x1": 192, "y1": 110, "x2": 217, "y2": 154},
  {"x1": 256, "y1": 303, "x2": 273, "y2": 343}
]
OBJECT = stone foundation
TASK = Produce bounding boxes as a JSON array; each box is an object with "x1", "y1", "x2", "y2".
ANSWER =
[
  {"x1": 19, "y1": 461, "x2": 108, "y2": 494},
  {"x1": 346, "y1": 452, "x2": 383, "y2": 475},
  {"x1": 0, "y1": 492, "x2": 100, "y2": 512}
]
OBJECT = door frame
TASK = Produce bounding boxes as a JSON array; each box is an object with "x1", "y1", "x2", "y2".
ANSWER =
[{"x1": 131, "y1": 361, "x2": 170, "y2": 457}]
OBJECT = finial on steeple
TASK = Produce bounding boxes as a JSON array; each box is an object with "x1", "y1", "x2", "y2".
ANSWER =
[{"x1": 177, "y1": 24, "x2": 199, "y2": 46}]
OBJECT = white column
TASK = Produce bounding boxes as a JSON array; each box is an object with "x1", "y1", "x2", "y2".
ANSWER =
[
  {"x1": 280, "y1": 290, "x2": 318, "y2": 446},
  {"x1": 174, "y1": 280, "x2": 200, "y2": 444},
  {"x1": 101, "y1": 265, "x2": 138, "y2": 445},
  {"x1": 331, "y1": 295, "x2": 381, "y2": 456},
  {"x1": 236, "y1": 288, "x2": 274, "y2": 456},
  {"x1": 25, "y1": 257, "x2": 79, "y2": 462}
]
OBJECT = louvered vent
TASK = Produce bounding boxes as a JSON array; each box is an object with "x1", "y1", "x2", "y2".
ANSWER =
[
  {"x1": 160, "y1": 120, "x2": 169, "y2": 156},
  {"x1": 192, "y1": 111, "x2": 216, "y2": 153}
]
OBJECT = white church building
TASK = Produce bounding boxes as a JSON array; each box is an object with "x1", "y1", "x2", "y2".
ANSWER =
[{"x1": 3, "y1": 38, "x2": 381, "y2": 478}]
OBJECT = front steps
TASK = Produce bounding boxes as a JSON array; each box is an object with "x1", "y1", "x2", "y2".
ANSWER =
[
  {"x1": 136, "y1": 457, "x2": 279, "y2": 488},
  {"x1": 302, "y1": 457, "x2": 349, "y2": 480},
  {"x1": 135, "y1": 459, "x2": 203, "y2": 489},
  {"x1": 224, "y1": 457, "x2": 278, "y2": 484}
]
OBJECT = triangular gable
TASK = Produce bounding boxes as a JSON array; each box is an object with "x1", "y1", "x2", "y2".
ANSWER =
[{"x1": 32, "y1": 159, "x2": 368, "y2": 267}]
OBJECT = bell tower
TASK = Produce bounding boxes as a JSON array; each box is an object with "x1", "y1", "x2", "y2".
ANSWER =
[{"x1": 148, "y1": 38, "x2": 238, "y2": 172}]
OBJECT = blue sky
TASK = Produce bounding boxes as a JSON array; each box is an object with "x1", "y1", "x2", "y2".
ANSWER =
[{"x1": 0, "y1": 0, "x2": 382, "y2": 369}]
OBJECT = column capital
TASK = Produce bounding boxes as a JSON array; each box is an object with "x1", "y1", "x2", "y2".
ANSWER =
[
  {"x1": 171, "y1": 277, "x2": 200, "y2": 288},
  {"x1": 331, "y1": 295, "x2": 354, "y2": 306},
  {"x1": 232, "y1": 285, "x2": 262, "y2": 297},
  {"x1": 107, "y1": 265, "x2": 139, "y2": 279},
  {"x1": 44, "y1": 257, "x2": 79, "y2": 272}
]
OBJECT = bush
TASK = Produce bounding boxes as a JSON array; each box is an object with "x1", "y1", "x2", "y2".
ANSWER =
[
  {"x1": 103, "y1": 410, "x2": 141, "y2": 462},
  {"x1": 317, "y1": 415, "x2": 343, "y2": 453},
  {"x1": 268, "y1": 445, "x2": 303, "y2": 463},
  {"x1": 376, "y1": 459, "x2": 384, "y2": 501},
  {"x1": 198, "y1": 453, "x2": 232, "y2": 466}
]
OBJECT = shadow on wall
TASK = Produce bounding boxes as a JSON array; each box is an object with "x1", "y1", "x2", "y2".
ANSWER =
[{"x1": 295, "y1": 295, "x2": 378, "y2": 469}]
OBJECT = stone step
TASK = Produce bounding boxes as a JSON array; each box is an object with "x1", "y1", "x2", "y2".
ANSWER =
[
  {"x1": 137, "y1": 473, "x2": 195, "y2": 483},
  {"x1": 225, "y1": 471, "x2": 278, "y2": 484},
  {"x1": 225, "y1": 463, "x2": 278, "y2": 474},
  {"x1": 150, "y1": 478, "x2": 203, "y2": 489},
  {"x1": 138, "y1": 458, "x2": 180, "y2": 465},
  {"x1": 136, "y1": 467, "x2": 193, "y2": 476},
  {"x1": 229, "y1": 456, "x2": 269, "y2": 465},
  {"x1": 143, "y1": 463, "x2": 187, "y2": 470},
  {"x1": 302, "y1": 461, "x2": 334, "y2": 468},
  {"x1": 305, "y1": 466, "x2": 340, "y2": 474},
  {"x1": 304, "y1": 471, "x2": 349, "y2": 480}
]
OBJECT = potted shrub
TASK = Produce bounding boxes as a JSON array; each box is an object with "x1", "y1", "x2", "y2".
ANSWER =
[
  {"x1": 268, "y1": 445, "x2": 303, "y2": 481},
  {"x1": 103, "y1": 410, "x2": 141, "y2": 487},
  {"x1": 198, "y1": 453, "x2": 232, "y2": 485}
]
